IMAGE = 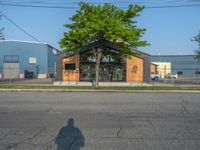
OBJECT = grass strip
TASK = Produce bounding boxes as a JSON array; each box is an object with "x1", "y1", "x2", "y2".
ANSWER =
[{"x1": 0, "y1": 84, "x2": 200, "y2": 91}]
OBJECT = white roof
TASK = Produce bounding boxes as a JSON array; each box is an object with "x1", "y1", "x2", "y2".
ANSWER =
[{"x1": 0, "y1": 40, "x2": 48, "y2": 45}]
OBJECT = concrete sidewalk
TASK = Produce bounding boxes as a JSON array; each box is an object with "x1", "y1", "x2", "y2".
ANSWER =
[
  {"x1": 0, "y1": 78, "x2": 53, "y2": 84},
  {"x1": 0, "y1": 88, "x2": 200, "y2": 93},
  {"x1": 53, "y1": 81, "x2": 151, "y2": 86}
]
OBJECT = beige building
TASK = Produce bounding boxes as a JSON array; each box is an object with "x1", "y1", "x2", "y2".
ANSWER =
[{"x1": 151, "y1": 62, "x2": 171, "y2": 78}]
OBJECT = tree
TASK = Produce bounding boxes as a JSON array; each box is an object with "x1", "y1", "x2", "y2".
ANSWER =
[
  {"x1": 0, "y1": 28, "x2": 5, "y2": 40},
  {"x1": 60, "y1": 2, "x2": 148, "y2": 87},
  {"x1": 0, "y1": 15, "x2": 5, "y2": 40},
  {"x1": 193, "y1": 32, "x2": 200, "y2": 60}
]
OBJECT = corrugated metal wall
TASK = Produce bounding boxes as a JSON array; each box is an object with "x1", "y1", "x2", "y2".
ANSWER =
[
  {"x1": 55, "y1": 53, "x2": 64, "y2": 81},
  {"x1": 0, "y1": 41, "x2": 58, "y2": 79},
  {"x1": 143, "y1": 54, "x2": 151, "y2": 83},
  {"x1": 151, "y1": 55, "x2": 200, "y2": 78}
]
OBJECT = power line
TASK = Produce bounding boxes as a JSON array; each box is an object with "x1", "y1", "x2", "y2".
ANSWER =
[
  {"x1": 0, "y1": 11, "x2": 41, "y2": 42},
  {"x1": 1, "y1": 0, "x2": 200, "y2": 9},
  {"x1": 0, "y1": 0, "x2": 158, "y2": 4},
  {"x1": 1, "y1": 1, "x2": 145, "y2": 4},
  {"x1": 1, "y1": 0, "x2": 200, "y2": 4},
  {"x1": 146, "y1": 3, "x2": 200, "y2": 8},
  {"x1": 0, "y1": 3, "x2": 79, "y2": 9},
  {"x1": 0, "y1": 3, "x2": 200, "y2": 9}
]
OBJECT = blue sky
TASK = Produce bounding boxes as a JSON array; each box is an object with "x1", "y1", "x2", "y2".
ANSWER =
[{"x1": 0, "y1": 0, "x2": 200, "y2": 55}]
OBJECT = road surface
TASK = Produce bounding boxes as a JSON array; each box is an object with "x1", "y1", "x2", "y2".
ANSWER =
[{"x1": 0, "y1": 91, "x2": 200, "y2": 150}]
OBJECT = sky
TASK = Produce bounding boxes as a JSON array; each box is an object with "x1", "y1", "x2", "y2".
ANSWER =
[{"x1": 0, "y1": 0, "x2": 200, "y2": 55}]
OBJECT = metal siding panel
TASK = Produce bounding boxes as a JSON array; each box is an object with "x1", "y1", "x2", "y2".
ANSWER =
[
  {"x1": 143, "y1": 54, "x2": 151, "y2": 83},
  {"x1": 47, "y1": 46, "x2": 56, "y2": 74},
  {"x1": 55, "y1": 53, "x2": 63, "y2": 81},
  {"x1": 151, "y1": 55, "x2": 200, "y2": 78},
  {"x1": 0, "y1": 41, "x2": 48, "y2": 76}
]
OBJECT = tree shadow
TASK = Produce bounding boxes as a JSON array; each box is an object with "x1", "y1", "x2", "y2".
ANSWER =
[{"x1": 55, "y1": 118, "x2": 84, "y2": 150}]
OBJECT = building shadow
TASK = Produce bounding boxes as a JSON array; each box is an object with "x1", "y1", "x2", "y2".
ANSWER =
[{"x1": 55, "y1": 118, "x2": 84, "y2": 150}]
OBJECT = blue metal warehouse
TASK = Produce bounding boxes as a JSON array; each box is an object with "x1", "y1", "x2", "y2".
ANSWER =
[
  {"x1": 151, "y1": 55, "x2": 200, "y2": 79},
  {"x1": 0, "y1": 40, "x2": 60, "y2": 79}
]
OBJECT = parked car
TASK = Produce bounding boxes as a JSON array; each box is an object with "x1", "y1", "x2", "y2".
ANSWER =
[
  {"x1": 151, "y1": 74, "x2": 161, "y2": 81},
  {"x1": 165, "y1": 73, "x2": 178, "y2": 79}
]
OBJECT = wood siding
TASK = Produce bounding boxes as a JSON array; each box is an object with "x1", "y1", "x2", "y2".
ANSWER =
[
  {"x1": 62, "y1": 54, "x2": 145, "y2": 83},
  {"x1": 126, "y1": 56, "x2": 144, "y2": 83},
  {"x1": 62, "y1": 54, "x2": 80, "y2": 82}
]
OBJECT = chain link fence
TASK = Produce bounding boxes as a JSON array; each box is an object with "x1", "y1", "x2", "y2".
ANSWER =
[{"x1": 150, "y1": 67, "x2": 200, "y2": 86}]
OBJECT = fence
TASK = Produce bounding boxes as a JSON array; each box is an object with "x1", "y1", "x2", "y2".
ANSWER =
[
  {"x1": 0, "y1": 66, "x2": 200, "y2": 86},
  {"x1": 150, "y1": 67, "x2": 200, "y2": 86}
]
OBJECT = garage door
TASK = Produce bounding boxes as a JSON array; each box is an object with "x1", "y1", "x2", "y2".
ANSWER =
[{"x1": 3, "y1": 63, "x2": 20, "y2": 79}]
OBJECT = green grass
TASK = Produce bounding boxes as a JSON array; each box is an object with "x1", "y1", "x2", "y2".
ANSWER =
[{"x1": 0, "y1": 84, "x2": 200, "y2": 91}]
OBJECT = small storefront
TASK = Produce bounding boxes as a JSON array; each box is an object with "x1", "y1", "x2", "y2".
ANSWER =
[{"x1": 57, "y1": 40, "x2": 150, "y2": 83}]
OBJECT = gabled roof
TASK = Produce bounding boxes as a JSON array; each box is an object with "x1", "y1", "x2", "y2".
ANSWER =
[
  {"x1": 151, "y1": 54, "x2": 195, "y2": 57},
  {"x1": 62, "y1": 40, "x2": 150, "y2": 58}
]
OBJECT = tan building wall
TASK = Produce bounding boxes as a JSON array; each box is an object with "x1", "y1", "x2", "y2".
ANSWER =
[
  {"x1": 63, "y1": 54, "x2": 80, "y2": 82},
  {"x1": 151, "y1": 62, "x2": 171, "y2": 78},
  {"x1": 62, "y1": 55, "x2": 145, "y2": 83},
  {"x1": 126, "y1": 56, "x2": 144, "y2": 83}
]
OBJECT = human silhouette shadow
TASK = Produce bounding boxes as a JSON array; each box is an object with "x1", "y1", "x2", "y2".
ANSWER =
[{"x1": 55, "y1": 118, "x2": 84, "y2": 150}]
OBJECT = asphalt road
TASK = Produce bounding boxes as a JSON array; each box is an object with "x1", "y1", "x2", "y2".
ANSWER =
[{"x1": 0, "y1": 91, "x2": 200, "y2": 150}]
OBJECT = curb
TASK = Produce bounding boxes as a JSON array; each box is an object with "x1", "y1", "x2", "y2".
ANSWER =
[{"x1": 0, "y1": 89, "x2": 200, "y2": 93}]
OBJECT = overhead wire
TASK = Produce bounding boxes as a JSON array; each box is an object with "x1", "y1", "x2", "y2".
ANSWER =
[
  {"x1": 0, "y1": 0, "x2": 199, "y2": 43},
  {"x1": 1, "y1": 0, "x2": 200, "y2": 7},
  {"x1": 1, "y1": 0, "x2": 200, "y2": 4},
  {"x1": 0, "y1": 11, "x2": 41, "y2": 42},
  {"x1": 0, "y1": 3, "x2": 200, "y2": 9}
]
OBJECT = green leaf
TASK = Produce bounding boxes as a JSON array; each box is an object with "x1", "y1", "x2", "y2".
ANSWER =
[{"x1": 59, "y1": 2, "x2": 148, "y2": 57}]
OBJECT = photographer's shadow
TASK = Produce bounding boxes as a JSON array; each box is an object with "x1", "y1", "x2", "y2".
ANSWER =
[{"x1": 55, "y1": 118, "x2": 84, "y2": 150}]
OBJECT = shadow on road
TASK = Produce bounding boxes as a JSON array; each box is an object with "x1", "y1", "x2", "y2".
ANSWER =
[{"x1": 55, "y1": 118, "x2": 84, "y2": 150}]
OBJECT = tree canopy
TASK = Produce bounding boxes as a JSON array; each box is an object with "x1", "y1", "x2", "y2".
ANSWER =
[
  {"x1": 59, "y1": 2, "x2": 148, "y2": 56},
  {"x1": 59, "y1": 2, "x2": 148, "y2": 87}
]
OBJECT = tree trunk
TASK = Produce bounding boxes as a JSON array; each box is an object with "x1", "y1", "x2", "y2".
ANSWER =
[{"x1": 95, "y1": 48, "x2": 102, "y2": 87}]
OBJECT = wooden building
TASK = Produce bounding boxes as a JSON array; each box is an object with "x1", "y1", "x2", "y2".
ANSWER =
[{"x1": 56, "y1": 40, "x2": 150, "y2": 83}]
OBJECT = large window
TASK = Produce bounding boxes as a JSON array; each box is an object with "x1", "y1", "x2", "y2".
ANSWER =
[
  {"x1": 80, "y1": 51, "x2": 126, "y2": 81},
  {"x1": 99, "y1": 64, "x2": 126, "y2": 81},
  {"x1": 80, "y1": 63, "x2": 96, "y2": 81}
]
